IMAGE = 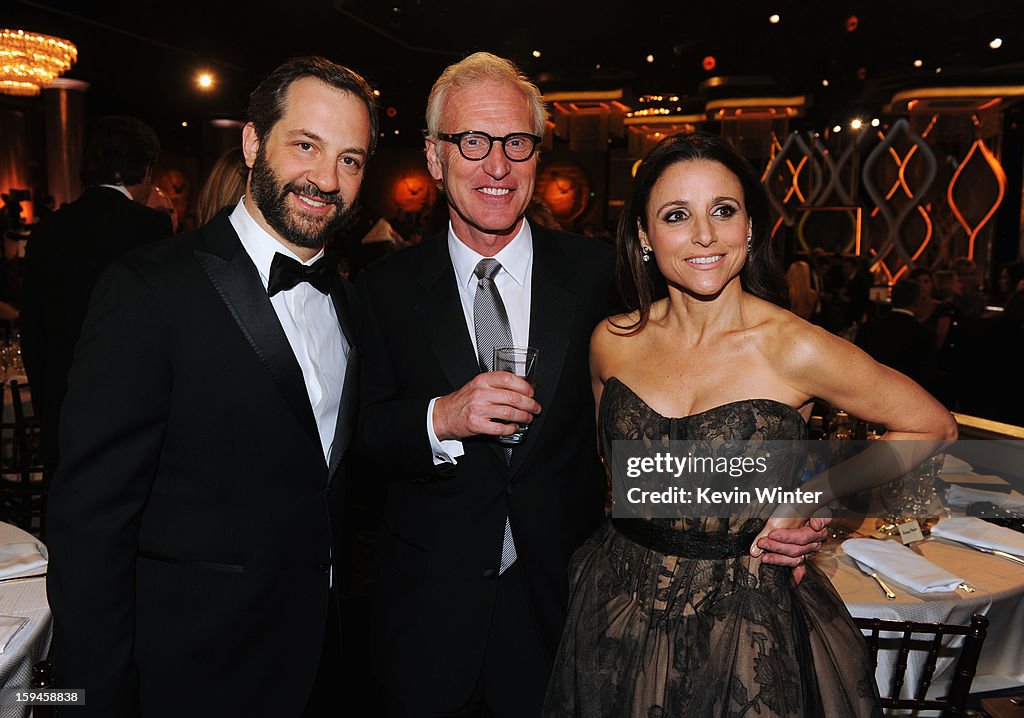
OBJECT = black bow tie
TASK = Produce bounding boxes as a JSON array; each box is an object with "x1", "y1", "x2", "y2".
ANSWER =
[{"x1": 267, "y1": 252, "x2": 336, "y2": 297}]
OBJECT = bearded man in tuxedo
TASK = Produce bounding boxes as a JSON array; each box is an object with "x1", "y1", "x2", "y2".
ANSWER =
[{"x1": 47, "y1": 56, "x2": 375, "y2": 717}]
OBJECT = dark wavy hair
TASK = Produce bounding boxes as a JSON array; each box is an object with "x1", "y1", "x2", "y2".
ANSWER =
[
  {"x1": 616, "y1": 132, "x2": 785, "y2": 333},
  {"x1": 247, "y1": 56, "x2": 379, "y2": 154},
  {"x1": 80, "y1": 116, "x2": 161, "y2": 186}
]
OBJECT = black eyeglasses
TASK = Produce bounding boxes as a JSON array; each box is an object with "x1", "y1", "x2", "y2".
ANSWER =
[{"x1": 437, "y1": 131, "x2": 542, "y2": 162}]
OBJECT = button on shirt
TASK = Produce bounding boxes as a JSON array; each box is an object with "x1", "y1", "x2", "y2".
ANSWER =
[
  {"x1": 229, "y1": 198, "x2": 348, "y2": 461},
  {"x1": 428, "y1": 221, "x2": 534, "y2": 463}
]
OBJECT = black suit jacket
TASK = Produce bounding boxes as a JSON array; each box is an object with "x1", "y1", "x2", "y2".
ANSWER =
[
  {"x1": 855, "y1": 310, "x2": 940, "y2": 394},
  {"x1": 357, "y1": 225, "x2": 613, "y2": 711},
  {"x1": 46, "y1": 209, "x2": 359, "y2": 717},
  {"x1": 21, "y1": 186, "x2": 173, "y2": 467}
]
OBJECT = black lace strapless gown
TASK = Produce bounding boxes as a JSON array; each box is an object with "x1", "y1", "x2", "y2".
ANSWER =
[{"x1": 543, "y1": 378, "x2": 882, "y2": 718}]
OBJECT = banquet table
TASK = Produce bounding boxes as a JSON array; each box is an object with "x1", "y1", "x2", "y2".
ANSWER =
[
  {"x1": 814, "y1": 481, "x2": 1024, "y2": 702},
  {"x1": 0, "y1": 522, "x2": 50, "y2": 718}
]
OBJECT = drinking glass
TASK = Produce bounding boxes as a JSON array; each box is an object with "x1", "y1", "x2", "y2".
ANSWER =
[{"x1": 493, "y1": 347, "x2": 538, "y2": 445}]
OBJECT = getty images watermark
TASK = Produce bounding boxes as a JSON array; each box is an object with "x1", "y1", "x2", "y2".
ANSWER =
[{"x1": 609, "y1": 439, "x2": 1023, "y2": 519}]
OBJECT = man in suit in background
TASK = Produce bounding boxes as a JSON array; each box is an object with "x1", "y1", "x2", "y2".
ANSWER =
[
  {"x1": 21, "y1": 116, "x2": 174, "y2": 471},
  {"x1": 359, "y1": 53, "x2": 827, "y2": 717},
  {"x1": 856, "y1": 279, "x2": 941, "y2": 395},
  {"x1": 47, "y1": 57, "x2": 375, "y2": 716}
]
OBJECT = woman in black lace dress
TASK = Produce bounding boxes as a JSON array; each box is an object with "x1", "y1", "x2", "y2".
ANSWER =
[{"x1": 542, "y1": 134, "x2": 956, "y2": 718}]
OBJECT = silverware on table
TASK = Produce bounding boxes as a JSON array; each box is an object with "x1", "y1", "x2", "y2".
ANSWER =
[
  {"x1": 941, "y1": 538, "x2": 1024, "y2": 567},
  {"x1": 854, "y1": 560, "x2": 897, "y2": 600}
]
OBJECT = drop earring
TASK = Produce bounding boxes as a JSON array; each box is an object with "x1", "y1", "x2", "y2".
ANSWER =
[
  {"x1": 641, "y1": 246, "x2": 653, "y2": 263},
  {"x1": 746, "y1": 235, "x2": 753, "y2": 254}
]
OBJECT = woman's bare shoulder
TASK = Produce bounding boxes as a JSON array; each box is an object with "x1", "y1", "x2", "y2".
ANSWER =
[
  {"x1": 744, "y1": 298, "x2": 845, "y2": 371},
  {"x1": 591, "y1": 311, "x2": 648, "y2": 379}
]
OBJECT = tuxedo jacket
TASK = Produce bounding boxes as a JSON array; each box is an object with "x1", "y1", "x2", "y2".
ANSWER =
[
  {"x1": 20, "y1": 186, "x2": 173, "y2": 468},
  {"x1": 46, "y1": 209, "x2": 359, "y2": 717},
  {"x1": 357, "y1": 224, "x2": 613, "y2": 711}
]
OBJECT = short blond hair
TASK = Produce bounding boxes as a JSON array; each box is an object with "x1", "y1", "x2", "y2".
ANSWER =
[{"x1": 425, "y1": 52, "x2": 547, "y2": 138}]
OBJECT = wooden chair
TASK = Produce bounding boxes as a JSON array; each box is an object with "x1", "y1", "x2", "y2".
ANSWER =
[
  {"x1": 854, "y1": 613, "x2": 989, "y2": 716},
  {"x1": 0, "y1": 380, "x2": 50, "y2": 537}
]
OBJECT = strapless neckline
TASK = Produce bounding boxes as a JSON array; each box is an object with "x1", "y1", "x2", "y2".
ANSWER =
[{"x1": 603, "y1": 376, "x2": 805, "y2": 424}]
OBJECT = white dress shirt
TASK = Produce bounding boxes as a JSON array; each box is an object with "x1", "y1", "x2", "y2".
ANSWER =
[
  {"x1": 97, "y1": 184, "x2": 134, "y2": 200},
  {"x1": 427, "y1": 220, "x2": 534, "y2": 464},
  {"x1": 229, "y1": 198, "x2": 348, "y2": 462}
]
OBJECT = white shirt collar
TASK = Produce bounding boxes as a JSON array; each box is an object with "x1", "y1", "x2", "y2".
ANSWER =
[
  {"x1": 229, "y1": 197, "x2": 324, "y2": 290},
  {"x1": 890, "y1": 308, "x2": 916, "y2": 317},
  {"x1": 448, "y1": 220, "x2": 533, "y2": 291},
  {"x1": 97, "y1": 184, "x2": 133, "y2": 201}
]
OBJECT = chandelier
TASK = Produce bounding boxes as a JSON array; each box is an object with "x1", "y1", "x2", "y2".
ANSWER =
[{"x1": 0, "y1": 28, "x2": 78, "y2": 96}]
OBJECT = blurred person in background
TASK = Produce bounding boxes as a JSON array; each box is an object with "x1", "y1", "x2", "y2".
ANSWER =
[
  {"x1": 21, "y1": 115, "x2": 173, "y2": 470},
  {"x1": 785, "y1": 259, "x2": 818, "y2": 320},
  {"x1": 196, "y1": 147, "x2": 248, "y2": 226},
  {"x1": 995, "y1": 260, "x2": 1024, "y2": 307}
]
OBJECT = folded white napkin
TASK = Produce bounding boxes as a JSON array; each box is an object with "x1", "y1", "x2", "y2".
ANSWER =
[
  {"x1": 932, "y1": 516, "x2": 1024, "y2": 557},
  {"x1": 842, "y1": 538, "x2": 964, "y2": 593},
  {"x1": 939, "y1": 455, "x2": 973, "y2": 474},
  {"x1": 0, "y1": 542, "x2": 48, "y2": 580},
  {"x1": 0, "y1": 616, "x2": 29, "y2": 654},
  {"x1": 946, "y1": 484, "x2": 1024, "y2": 510}
]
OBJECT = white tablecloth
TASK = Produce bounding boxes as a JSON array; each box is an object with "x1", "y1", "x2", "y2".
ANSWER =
[
  {"x1": 0, "y1": 522, "x2": 51, "y2": 718},
  {"x1": 815, "y1": 520, "x2": 1024, "y2": 701}
]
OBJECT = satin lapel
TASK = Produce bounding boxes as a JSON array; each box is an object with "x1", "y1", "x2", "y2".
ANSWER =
[
  {"x1": 414, "y1": 235, "x2": 480, "y2": 394},
  {"x1": 193, "y1": 214, "x2": 321, "y2": 451},
  {"x1": 328, "y1": 280, "x2": 358, "y2": 481},
  {"x1": 510, "y1": 228, "x2": 576, "y2": 476}
]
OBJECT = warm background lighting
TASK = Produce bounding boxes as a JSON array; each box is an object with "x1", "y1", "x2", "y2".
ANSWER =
[
  {"x1": 850, "y1": 118, "x2": 863, "y2": 130},
  {"x1": 645, "y1": 54, "x2": 655, "y2": 64},
  {"x1": 989, "y1": 37, "x2": 1003, "y2": 49},
  {"x1": 196, "y1": 72, "x2": 214, "y2": 90},
  {"x1": 769, "y1": 14, "x2": 780, "y2": 24},
  {"x1": 913, "y1": 59, "x2": 923, "y2": 68},
  {"x1": 0, "y1": 28, "x2": 78, "y2": 96},
  {"x1": 832, "y1": 124, "x2": 842, "y2": 133},
  {"x1": 532, "y1": 50, "x2": 541, "y2": 58}
]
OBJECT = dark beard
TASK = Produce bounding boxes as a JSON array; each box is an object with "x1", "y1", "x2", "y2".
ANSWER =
[{"x1": 250, "y1": 146, "x2": 354, "y2": 249}]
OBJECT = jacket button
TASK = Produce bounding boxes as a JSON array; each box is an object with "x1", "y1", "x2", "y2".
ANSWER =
[
  {"x1": 319, "y1": 562, "x2": 331, "y2": 574},
  {"x1": 482, "y1": 568, "x2": 497, "y2": 579}
]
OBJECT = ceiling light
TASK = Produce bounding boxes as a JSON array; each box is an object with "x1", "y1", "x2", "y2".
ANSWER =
[
  {"x1": 769, "y1": 14, "x2": 780, "y2": 24},
  {"x1": 832, "y1": 125, "x2": 842, "y2": 133},
  {"x1": 870, "y1": 118, "x2": 880, "y2": 127},
  {"x1": 850, "y1": 119, "x2": 863, "y2": 130},
  {"x1": 990, "y1": 38, "x2": 1003, "y2": 49},
  {"x1": 532, "y1": 50, "x2": 541, "y2": 58},
  {"x1": 0, "y1": 28, "x2": 77, "y2": 96},
  {"x1": 646, "y1": 54, "x2": 655, "y2": 63},
  {"x1": 822, "y1": 79, "x2": 830, "y2": 87},
  {"x1": 196, "y1": 72, "x2": 214, "y2": 90},
  {"x1": 913, "y1": 59, "x2": 923, "y2": 68}
]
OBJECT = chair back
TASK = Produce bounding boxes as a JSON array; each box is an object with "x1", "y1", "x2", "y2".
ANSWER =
[
  {"x1": 0, "y1": 380, "x2": 51, "y2": 537},
  {"x1": 854, "y1": 613, "x2": 989, "y2": 716}
]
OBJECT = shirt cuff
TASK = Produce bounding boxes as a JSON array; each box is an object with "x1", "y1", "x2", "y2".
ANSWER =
[{"x1": 427, "y1": 397, "x2": 464, "y2": 465}]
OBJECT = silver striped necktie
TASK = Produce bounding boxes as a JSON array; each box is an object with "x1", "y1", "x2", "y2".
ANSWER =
[{"x1": 473, "y1": 258, "x2": 517, "y2": 574}]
